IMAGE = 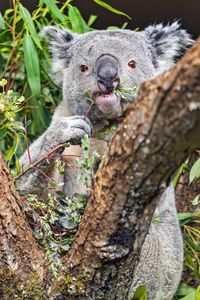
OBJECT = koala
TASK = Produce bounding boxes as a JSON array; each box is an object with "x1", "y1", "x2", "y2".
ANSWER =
[{"x1": 16, "y1": 22, "x2": 193, "y2": 300}]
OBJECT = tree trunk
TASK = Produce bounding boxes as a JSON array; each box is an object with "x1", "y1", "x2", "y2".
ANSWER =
[
  {"x1": 0, "y1": 39, "x2": 200, "y2": 299},
  {"x1": 0, "y1": 153, "x2": 46, "y2": 298},
  {"x1": 66, "y1": 37, "x2": 200, "y2": 299}
]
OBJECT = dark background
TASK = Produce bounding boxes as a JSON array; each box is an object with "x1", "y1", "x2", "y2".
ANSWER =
[{"x1": 1, "y1": 0, "x2": 199, "y2": 38}]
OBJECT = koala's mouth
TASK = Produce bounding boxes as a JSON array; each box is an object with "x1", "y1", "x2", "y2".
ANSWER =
[{"x1": 93, "y1": 91, "x2": 121, "y2": 116}]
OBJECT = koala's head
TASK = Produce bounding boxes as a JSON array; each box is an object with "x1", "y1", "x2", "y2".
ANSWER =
[{"x1": 41, "y1": 22, "x2": 192, "y2": 122}]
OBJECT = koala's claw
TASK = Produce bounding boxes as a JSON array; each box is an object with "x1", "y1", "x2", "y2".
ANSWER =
[
  {"x1": 69, "y1": 116, "x2": 92, "y2": 136},
  {"x1": 48, "y1": 115, "x2": 92, "y2": 146}
]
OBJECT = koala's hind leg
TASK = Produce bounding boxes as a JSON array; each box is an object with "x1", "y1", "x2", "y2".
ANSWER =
[{"x1": 129, "y1": 185, "x2": 183, "y2": 300}]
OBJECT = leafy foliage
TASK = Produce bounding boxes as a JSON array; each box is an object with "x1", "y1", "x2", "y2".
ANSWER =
[
  {"x1": 174, "y1": 158, "x2": 200, "y2": 300},
  {"x1": 0, "y1": 78, "x2": 25, "y2": 171},
  {"x1": 21, "y1": 134, "x2": 97, "y2": 275},
  {"x1": 0, "y1": 0, "x2": 130, "y2": 170},
  {"x1": 0, "y1": 0, "x2": 96, "y2": 170}
]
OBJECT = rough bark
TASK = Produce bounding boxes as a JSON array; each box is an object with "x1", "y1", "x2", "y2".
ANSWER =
[
  {"x1": 65, "y1": 38, "x2": 200, "y2": 299},
  {"x1": 0, "y1": 153, "x2": 46, "y2": 297},
  {"x1": 0, "y1": 39, "x2": 200, "y2": 299}
]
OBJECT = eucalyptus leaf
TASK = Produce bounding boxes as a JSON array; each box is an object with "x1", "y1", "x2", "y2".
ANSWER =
[
  {"x1": 87, "y1": 15, "x2": 97, "y2": 27},
  {"x1": 178, "y1": 212, "x2": 194, "y2": 221},
  {"x1": 176, "y1": 283, "x2": 194, "y2": 295},
  {"x1": 178, "y1": 212, "x2": 194, "y2": 226},
  {"x1": 121, "y1": 22, "x2": 128, "y2": 29},
  {"x1": 107, "y1": 26, "x2": 120, "y2": 30},
  {"x1": 0, "y1": 12, "x2": 6, "y2": 30},
  {"x1": 19, "y1": 4, "x2": 42, "y2": 49},
  {"x1": 184, "y1": 234, "x2": 200, "y2": 252},
  {"x1": 4, "y1": 134, "x2": 19, "y2": 162},
  {"x1": 28, "y1": 98, "x2": 50, "y2": 134},
  {"x1": 15, "y1": 154, "x2": 21, "y2": 174},
  {"x1": 68, "y1": 5, "x2": 90, "y2": 33},
  {"x1": 94, "y1": 0, "x2": 131, "y2": 20},
  {"x1": 4, "y1": 9, "x2": 14, "y2": 17},
  {"x1": 173, "y1": 158, "x2": 189, "y2": 187},
  {"x1": 196, "y1": 286, "x2": 200, "y2": 300},
  {"x1": 42, "y1": 0, "x2": 67, "y2": 23},
  {"x1": 131, "y1": 285, "x2": 147, "y2": 300},
  {"x1": 186, "y1": 252, "x2": 198, "y2": 270},
  {"x1": 23, "y1": 32, "x2": 41, "y2": 96},
  {"x1": 0, "y1": 129, "x2": 7, "y2": 139},
  {"x1": 192, "y1": 194, "x2": 200, "y2": 205},
  {"x1": 178, "y1": 292, "x2": 196, "y2": 300},
  {"x1": 189, "y1": 158, "x2": 200, "y2": 184}
]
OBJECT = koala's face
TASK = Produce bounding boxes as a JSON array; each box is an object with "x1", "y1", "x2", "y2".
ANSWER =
[
  {"x1": 62, "y1": 31, "x2": 156, "y2": 121},
  {"x1": 42, "y1": 23, "x2": 192, "y2": 122}
]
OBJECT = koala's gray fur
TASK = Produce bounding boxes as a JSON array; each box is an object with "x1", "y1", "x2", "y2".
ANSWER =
[{"x1": 16, "y1": 21, "x2": 193, "y2": 300}]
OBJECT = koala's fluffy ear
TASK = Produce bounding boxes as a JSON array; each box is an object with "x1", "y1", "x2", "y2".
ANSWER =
[
  {"x1": 144, "y1": 21, "x2": 193, "y2": 75},
  {"x1": 40, "y1": 26, "x2": 76, "y2": 86}
]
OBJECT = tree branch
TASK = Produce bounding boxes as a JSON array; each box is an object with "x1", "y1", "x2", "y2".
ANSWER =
[{"x1": 64, "y1": 38, "x2": 200, "y2": 299}]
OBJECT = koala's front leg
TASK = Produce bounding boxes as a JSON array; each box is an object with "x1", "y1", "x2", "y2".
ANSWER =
[{"x1": 16, "y1": 116, "x2": 92, "y2": 197}]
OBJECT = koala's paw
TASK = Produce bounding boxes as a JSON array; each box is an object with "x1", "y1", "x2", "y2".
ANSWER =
[{"x1": 50, "y1": 115, "x2": 92, "y2": 145}]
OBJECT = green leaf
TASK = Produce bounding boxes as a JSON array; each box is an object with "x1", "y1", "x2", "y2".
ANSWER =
[
  {"x1": 0, "y1": 12, "x2": 6, "y2": 30},
  {"x1": 175, "y1": 283, "x2": 196, "y2": 300},
  {"x1": 23, "y1": 32, "x2": 41, "y2": 96},
  {"x1": 178, "y1": 212, "x2": 194, "y2": 221},
  {"x1": 68, "y1": 5, "x2": 90, "y2": 33},
  {"x1": 178, "y1": 292, "x2": 196, "y2": 300},
  {"x1": 15, "y1": 154, "x2": 21, "y2": 174},
  {"x1": 49, "y1": 180, "x2": 57, "y2": 188},
  {"x1": 107, "y1": 26, "x2": 120, "y2": 30},
  {"x1": 192, "y1": 194, "x2": 200, "y2": 206},
  {"x1": 94, "y1": 0, "x2": 131, "y2": 19},
  {"x1": 19, "y1": 4, "x2": 42, "y2": 50},
  {"x1": 178, "y1": 212, "x2": 194, "y2": 225},
  {"x1": 87, "y1": 15, "x2": 97, "y2": 27},
  {"x1": 131, "y1": 285, "x2": 147, "y2": 300},
  {"x1": 190, "y1": 158, "x2": 200, "y2": 184},
  {"x1": 4, "y1": 134, "x2": 19, "y2": 162},
  {"x1": 29, "y1": 98, "x2": 50, "y2": 134},
  {"x1": 42, "y1": 0, "x2": 67, "y2": 23},
  {"x1": 4, "y1": 9, "x2": 14, "y2": 17},
  {"x1": 121, "y1": 22, "x2": 128, "y2": 29},
  {"x1": 173, "y1": 158, "x2": 189, "y2": 187},
  {"x1": 196, "y1": 286, "x2": 200, "y2": 300},
  {"x1": 184, "y1": 235, "x2": 200, "y2": 252},
  {"x1": 0, "y1": 129, "x2": 7, "y2": 139}
]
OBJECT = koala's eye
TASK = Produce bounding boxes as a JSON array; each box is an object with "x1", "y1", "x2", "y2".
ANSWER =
[
  {"x1": 128, "y1": 60, "x2": 136, "y2": 69},
  {"x1": 80, "y1": 65, "x2": 89, "y2": 73}
]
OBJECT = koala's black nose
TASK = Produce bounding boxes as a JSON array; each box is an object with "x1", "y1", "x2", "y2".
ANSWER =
[{"x1": 96, "y1": 55, "x2": 120, "y2": 92}]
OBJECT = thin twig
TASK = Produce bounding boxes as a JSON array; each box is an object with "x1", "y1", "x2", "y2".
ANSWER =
[
  {"x1": 32, "y1": 166, "x2": 51, "y2": 181},
  {"x1": 84, "y1": 102, "x2": 94, "y2": 119},
  {"x1": 14, "y1": 143, "x2": 65, "y2": 181},
  {"x1": 24, "y1": 115, "x2": 32, "y2": 165}
]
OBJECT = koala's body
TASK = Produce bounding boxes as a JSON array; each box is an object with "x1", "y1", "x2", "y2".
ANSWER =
[{"x1": 16, "y1": 22, "x2": 192, "y2": 300}]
